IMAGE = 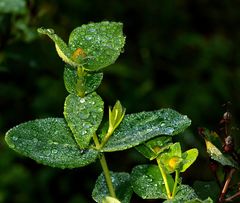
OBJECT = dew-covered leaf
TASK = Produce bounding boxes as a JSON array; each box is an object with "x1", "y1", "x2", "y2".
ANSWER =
[
  {"x1": 64, "y1": 65, "x2": 103, "y2": 95},
  {"x1": 136, "y1": 136, "x2": 173, "y2": 160},
  {"x1": 5, "y1": 118, "x2": 98, "y2": 169},
  {"x1": 101, "y1": 109, "x2": 191, "y2": 152},
  {"x1": 205, "y1": 140, "x2": 238, "y2": 168},
  {"x1": 64, "y1": 92, "x2": 104, "y2": 149},
  {"x1": 163, "y1": 185, "x2": 198, "y2": 203},
  {"x1": 131, "y1": 164, "x2": 174, "y2": 199},
  {"x1": 37, "y1": 28, "x2": 79, "y2": 67},
  {"x1": 68, "y1": 21, "x2": 125, "y2": 71},
  {"x1": 0, "y1": 0, "x2": 26, "y2": 14},
  {"x1": 185, "y1": 197, "x2": 213, "y2": 203},
  {"x1": 193, "y1": 181, "x2": 219, "y2": 202},
  {"x1": 92, "y1": 172, "x2": 132, "y2": 203},
  {"x1": 181, "y1": 148, "x2": 198, "y2": 172}
]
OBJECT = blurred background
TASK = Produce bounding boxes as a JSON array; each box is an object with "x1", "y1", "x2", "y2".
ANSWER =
[{"x1": 1, "y1": 0, "x2": 240, "y2": 202}]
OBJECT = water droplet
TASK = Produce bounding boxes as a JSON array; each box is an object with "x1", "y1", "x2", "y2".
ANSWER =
[
  {"x1": 160, "y1": 123, "x2": 165, "y2": 127},
  {"x1": 85, "y1": 35, "x2": 92, "y2": 40},
  {"x1": 12, "y1": 136, "x2": 18, "y2": 141},
  {"x1": 52, "y1": 149, "x2": 58, "y2": 154},
  {"x1": 79, "y1": 112, "x2": 90, "y2": 119},
  {"x1": 46, "y1": 28, "x2": 54, "y2": 34},
  {"x1": 79, "y1": 98, "x2": 85, "y2": 103},
  {"x1": 33, "y1": 138, "x2": 38, "y2": 143}
]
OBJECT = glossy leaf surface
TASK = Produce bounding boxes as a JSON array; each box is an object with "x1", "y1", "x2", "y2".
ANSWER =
[
  {"x1": 64, "y1": 92, "x2": 104, "y2": 148},
  {"x1": 136, "y1": 136, "x2": 172, "y2": 160},
  {"x1": 101, "y1": 109, "x2": 191, "y2": 152},
  {"x1": 5, "y1": 118, "x2": 98, "y2": 168},
  {"x1": 163, "y1": 185, "x2": 198, "y2": 203},
  {"x1": 131, "y1": 164, "x2": 174, "y2": 199},
  {"x1": 68, "y1": 21, "x2": 125, "y2": 71},
  {"x1": 64, "y1": 65, "x2": 103, "y2": 95},
  {"x1": 205, "y1": 140, "x2": 238, "y2": 168},
  {"x1": 92, "y1": 172, "x2": 132, "y2": 203},
  {"x1": 181, "y1": 148, "x2": 199, "y2": 172},
  {"x1": 37, "y1": 28, "x2": 77, "y2": 66}
]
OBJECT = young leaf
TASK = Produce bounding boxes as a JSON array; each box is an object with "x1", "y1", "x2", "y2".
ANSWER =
[
  {"x1": 92, "y1": 172, "x2": 132, "y2": 203},
  {"x1": 64, "y1": 65, "x2": 103, "y2": 95},
  {"x1": 159, "y1": 143, "x2": 183, "y2": 174},
  {"x1": 68, "y1": 21, "x2": 125, "y2": 71},
  {"x1": 180, "y1": 148, "x2": 198, "y2": 172},
  {"x1": 205, "y1": 140, "x2": 238, "y2": 168},
  {"x1": 101, "y1": 109, "x2": 191, "y2": 152},
  {"x1": 37, "y1": 28, "x2": 79, "y2": 67},
  {"x1": 163, "y1": 185, "x2": 198, "y2": 203},
  {"x1": 131, "y1": 164, "x2": 174, "y2": 199},
  {"x1": 5, "y1": 118, "x2": 98, "y2": 169},
  {"x1": 64, "y1": 92, "x2": 104, "y2": 149},
  {"x1": 135, "y1": 136, "x2": 173, "y2": 160}
]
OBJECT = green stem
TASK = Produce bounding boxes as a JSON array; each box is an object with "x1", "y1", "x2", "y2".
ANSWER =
[
  {"x1": 172, "y1": 170, "x2": 179, "y2": 198},
  {"x1": 93, "y1": 133, "x2": 116, "y2": 198},
  {"x1": 156, "y1": 158, "x2": 172, "y2": 199},
  {"x1": 76, "y1": 66, "x2": 86, "y2": 98}
]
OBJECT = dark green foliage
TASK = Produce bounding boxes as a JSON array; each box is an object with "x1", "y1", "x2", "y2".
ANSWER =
[{"x1": 5, "y1": 118, "x2": 99, "y2": 168}]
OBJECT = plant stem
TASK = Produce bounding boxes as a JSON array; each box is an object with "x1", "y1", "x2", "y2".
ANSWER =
[
  {"x1": 219, "y1": 168, "x2": 235, "y2": 202},
  {"x1": 93, "y1": 133, "x2": 116, "y2": 198},
  {"x1": 172, "y1": 170, "x2": 179, "y2": 198},
  {"x1": 157, "y1": 158, "x2": 172, "y2": 199}
]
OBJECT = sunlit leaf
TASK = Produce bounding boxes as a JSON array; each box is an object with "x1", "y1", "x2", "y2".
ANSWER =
[
  {"x1": 163, "y1": 185, "x2": 198, "y2": 203},
  {"x1": 136, "y1": 136, "x2": 172, "y2": 160},
  {"x1": 68, "y1": 21, "x2": 125, "y2": 71},
  {"x1": 64, "y1": 92, "x2": 104, "y2": 148},
  {"x1": 181, "y1": 148, "x2": 198, "y2": 172},
  {"x1": 205, "y1": 140, "x2": 238, "y2": 168},
  {"x1": 5, "y1": 118, "x2": 98, "y2": 169},
  {"x1": 101, "y1": 109, "x2": 191, "y2": 152},
  {"x1": 131, "y1": 164, "x2": 174, "y2": 199}
]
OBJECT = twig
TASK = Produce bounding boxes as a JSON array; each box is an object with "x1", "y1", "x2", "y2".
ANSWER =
[{"x1": 218, "y1": 168, "x2": 236, "y2": 202}]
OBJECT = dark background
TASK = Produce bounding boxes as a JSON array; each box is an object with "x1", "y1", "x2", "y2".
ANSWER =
[{"x1": 1, "y1": 0, "x2": 240, "y2": 202}]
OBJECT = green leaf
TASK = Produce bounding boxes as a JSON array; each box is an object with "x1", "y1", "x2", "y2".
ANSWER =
[
  {"x1": 181, "y1": 148, "x2": 198, "y2": 172},
  {"x1": 64, "y1": 92, "x2": 104, "y2": 149},
  {"x1": 131, "y1": 164, "x2": 174, "y2": 199},
  {"x1": 92, "y1": 172, "x2": 132, "y2": 203},
  {"x1": 0, "y1": 0, "x2": 26, "y2": 14},
  {"x1": 159, "y1": 143, "x2": 183, "y2": 174},
  {"x1": 37, "y1": 28, "x2": 78, "y2": 67},
  {"x1": 205, "y1": 139, "x2": 238, "y2": 168},
  {"x1": 199, "y1": 128, "x2": 222, "y2": 149},
  {"x1": 68, "y1": 21, "x2": 125, "y2": 71},
  {"x1": 193, "y1": 181, "x2": 220, "y2": 202},
  {"x1": 163, "y1": 185, "x2": 198, "y2": 203},
  {"x1": 64, "y1": 65, "x2": 103, "y2": 95},
  {"x1": 5, "y1": 118, "x2": 98, "y2": 169},
  {"x1": 101, "y1": 109, "x2": 191, "y2": 152},
  {"x1": 136, "y1": 136, "x2": 173, "y2": 160},
  {"x1": 185, "y1": 197, "x2": 213, "y2": 203}
]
